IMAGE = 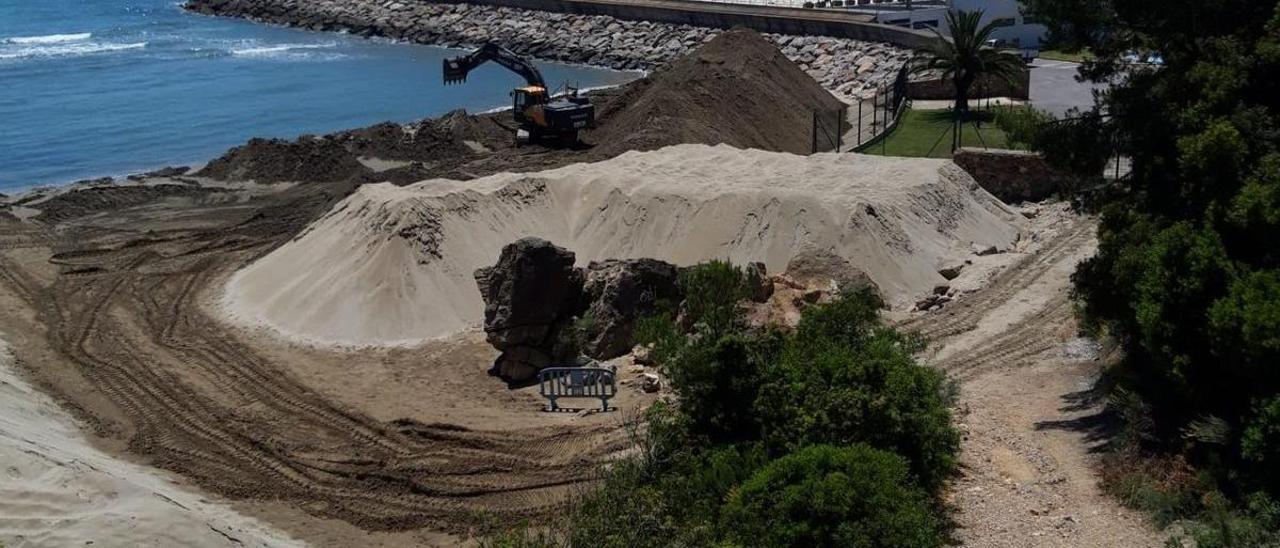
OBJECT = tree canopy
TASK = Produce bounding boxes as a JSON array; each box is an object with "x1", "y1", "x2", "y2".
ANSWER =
[
  {"x1": 911, "y1": 10, "x2": 1025, "y2": 113},
  {"x1": 1029, "y1": 0, "x2": 1280, "y2": 516}
]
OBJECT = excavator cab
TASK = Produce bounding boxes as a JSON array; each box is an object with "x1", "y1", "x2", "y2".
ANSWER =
[
  {"x1": 511, "y1": 85, "x2": 546, "y2": 126},
  {"x1": 442, "y1": 43, "x2": 594, "y2": 144}
]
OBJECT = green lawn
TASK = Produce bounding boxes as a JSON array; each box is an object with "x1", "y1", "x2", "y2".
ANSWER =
[
  {"x1": 1038, "y1": 48, "x2": 1094, "y2": 63},
  {"x1": 862, "y1": 108, "x2": 1011, "y2": 158}
]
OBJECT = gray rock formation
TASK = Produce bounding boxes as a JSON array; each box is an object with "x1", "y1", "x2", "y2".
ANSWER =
[
  {"x1": 745, "y1": 261, "x2": 773, "y2": 303},
  {"x1": 580, "y1": 259, "x2": 682, "y2": 360},
  {"x1": 475, "y1": 238, "x2": 585, "y2": 383}
]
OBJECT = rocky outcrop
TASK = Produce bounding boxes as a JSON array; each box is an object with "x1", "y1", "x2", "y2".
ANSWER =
[
  {"x1": 475, "y1": 241, "x2": 685, "y2": 377},
  {"x1": 581, "y1": 259, "x2": 682, "y2": 360},
  {"x1": 475, "y1": 238, "x2": 585, "y2": 383},
  {"x1": 785, "y1": 247, "x2": 881, "y2": 298},
  {"x1": 184, "y1": 0, "x2": 910, "y2": 100}
]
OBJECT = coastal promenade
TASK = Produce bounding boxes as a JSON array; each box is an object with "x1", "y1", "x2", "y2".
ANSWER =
[{"x1": 455, "y1": 0, "x2": 935, "y2": 48}]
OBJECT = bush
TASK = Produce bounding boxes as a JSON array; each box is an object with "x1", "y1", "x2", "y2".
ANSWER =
[
  {"x1": 491, "y1": 266, "x2": 958, "y2": 548},
  {"x1": 993, "y1": 106, "x2": 1052, "y2": 150},
  {"x1": 677, "y1": 260, "x2": 749, "y2": 336},
  {"x1": 722, "y1": 444, "x2": 942, "y2": 548},
  {"x1": 564, "y1": 461, "x2": 677, "y2": 548},
  {"x1": 756, "y1": 291, "x2": 959, "y2": 491},
  {"x1": 664, "y1": 332, "x2": 777, "y2": 443}
]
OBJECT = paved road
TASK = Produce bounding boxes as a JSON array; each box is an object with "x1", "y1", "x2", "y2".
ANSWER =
[{"x1": 1028, "y1": 59, "x2": 1107, "y2": 117}]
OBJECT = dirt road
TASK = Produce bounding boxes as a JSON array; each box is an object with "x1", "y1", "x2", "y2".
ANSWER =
[
  {"x1": 0, "y1": 186, "x2": 657, "y2": 546},
  {"x1": 900, "y1": 211, "x2": 1164, "y2": 547},
  {"x1": 0, "y1": 179, "x2": 1161, "y2": 547}
]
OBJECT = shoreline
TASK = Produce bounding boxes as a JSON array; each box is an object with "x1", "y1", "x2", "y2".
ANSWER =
[
  {"x1": 183, "y1": 0, "x2": 910, "y2": 96},
  {"x1": 6, "y1": 0, "x2": 906, "y2": 195}
]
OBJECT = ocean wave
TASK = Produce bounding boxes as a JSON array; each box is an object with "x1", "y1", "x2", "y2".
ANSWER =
[
  {"x1": 0, "y1": 41, "x2": 146, "y2": 61},
  {"x1": 3, "y1": 32, "x2": 92, "y2": 45},
  {"x1": 230, "y1": 42, "x2": 338, "y2": 58}
]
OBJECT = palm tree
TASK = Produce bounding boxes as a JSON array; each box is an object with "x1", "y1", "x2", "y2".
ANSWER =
[{"x1": 911, "y1": 10, "x2": 1025, "y2": 117}]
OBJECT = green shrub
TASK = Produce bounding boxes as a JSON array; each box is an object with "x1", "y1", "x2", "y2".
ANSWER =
[
  {"x1": 755, "y1": 292, "x2": 958, "y2": 491},
  {"x1": 677, "y1": 260, "x2": 749, "y2": 336},
  {"x1": 565, "y1": 459, "x2": 679, "y2": 548},
  {"x1": 993, "y1": 106, "x2": 1053, "y2": 150},
  {"x1": 664, "y1": 331, "x2": 782, "y2": 443},
  {"x1": 657, "y1": 443, "x2": 771, "y2": 541},
  {"x1": 498, "y1": 267, "x2": 958, "y2": 548},
  {"x1": 1185, "y1": 492, "x2": 1280, "y2": 548},
  {"x1": 722, "y1": 444, "x2": 942, "y2": 548}
]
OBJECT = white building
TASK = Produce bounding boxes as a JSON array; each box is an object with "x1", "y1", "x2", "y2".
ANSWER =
[
  {"x1": 862, "y1": 0, "x2": 1048, "y2": 48},
  {"x1": 947, "y1": 0, "x2": 1047, "y2": 47}
]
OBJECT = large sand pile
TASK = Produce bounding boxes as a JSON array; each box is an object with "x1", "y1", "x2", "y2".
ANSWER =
[
  {"x1": 222, "y1": 144, "x2": 1025, "y2": 347},
  {"x1": 192, "y1": 30, "x2": 845, "y2": 186},
  {"x1": 589, "y1": 28, "x2": 846, "y2": 156}
]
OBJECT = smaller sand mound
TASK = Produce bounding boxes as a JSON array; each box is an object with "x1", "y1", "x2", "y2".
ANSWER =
[
  {"x1": 197, "y1": 136, "x2": 369, "y2": 183},
  {"x1": 222, "y1": 144, "x2": 1025, "y2": 347},
  {"x1": 590, "y1": 29, "x2": 845, "y2": 156},
  {"x1": 196, "y1": 112, "x2": 502, "y2": 184}
]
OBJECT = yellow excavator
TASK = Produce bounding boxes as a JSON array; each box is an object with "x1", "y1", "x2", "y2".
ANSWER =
[{"x1": 443, "y1": 42, "x2": 595, "y2": 144}]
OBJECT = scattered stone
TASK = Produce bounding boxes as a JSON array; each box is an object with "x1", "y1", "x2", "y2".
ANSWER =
[
  {"x1": 938, "y1": 262, "x2": 965, "y2": 280},
  {"x1": 640, "y1": 373, "x2": 661, "y2": 393},
  {"x1": 1020, "y1": 205, "x2": 1041, "y2": 219},
  {"x1": 972, "y1": 243, "x2": 1000, "y2": 256},
  {"x1": 770, "y1": 273, "x2": 806, "y2": 291},
  {"x1": 72, "y1": 177, "x2": 115, "y2": 187},
  {"x1": 933, "y1": 284, "x2": 950, "y2": 296},
  {"x1": 632, "y1": 343, "x2": 654, "y2": 366},
  {"x1": 915, "y1": 291, "x2": 953, "y2": 311}
]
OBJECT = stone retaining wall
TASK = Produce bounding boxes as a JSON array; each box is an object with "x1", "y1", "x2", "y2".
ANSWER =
[
  {"x1": 907, "y1": 69, "x2": 1031, "y2": 101},
  {"x1": 953, "y1": 148, "x2": 1070, "y2": 203},
  {"x1": 185, "y1": 0, "x2": 912, "y2": 99}
]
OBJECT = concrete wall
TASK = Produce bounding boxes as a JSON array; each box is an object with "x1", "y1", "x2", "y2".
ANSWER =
[
  {"x1": 449, "y1": 0, "x2": 939, "y2": 49},
  {"x1": 952, "y1": 148, "x2": 1068, "y2": 202}
]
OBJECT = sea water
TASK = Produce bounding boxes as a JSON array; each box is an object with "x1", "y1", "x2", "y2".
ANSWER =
[{"x1": 0, "y1": 0, "x2": 638, "y2": 191}]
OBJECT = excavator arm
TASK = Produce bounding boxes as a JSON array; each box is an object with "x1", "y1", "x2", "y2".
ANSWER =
[{"x1": 442, "y1": 42, "x2": 547, "y2": 89}]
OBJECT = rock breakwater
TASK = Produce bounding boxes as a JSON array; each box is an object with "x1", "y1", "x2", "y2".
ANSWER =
[{"x1": 185, "y1": 0, "x2": 911, "y2": 99}]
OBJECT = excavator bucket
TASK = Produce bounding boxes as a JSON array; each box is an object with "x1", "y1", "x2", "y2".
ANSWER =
[{"x1": 442, "y1": 58, "x2": 468, "y2": 85}]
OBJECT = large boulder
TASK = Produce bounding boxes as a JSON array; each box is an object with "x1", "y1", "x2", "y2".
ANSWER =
[
  {"x1": 785, "y1": 247, "x2": 881, "y2": 298},
  {"x1": 581, "y1": 259, "x2": 682, "y2": 360},
  {"x1": 475, "y1": 238, "x2": 585, "y2": 383}
]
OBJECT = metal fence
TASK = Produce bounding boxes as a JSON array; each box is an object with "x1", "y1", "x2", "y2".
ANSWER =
[
  {"x1": 538, "y1": 366, "x2": 617, "y2": 412},
  {"x1": 812, "y1": 107, "x2": 847, "y2": 153},
  {"x1": 840, "y1": 64, "x2": 910, "y2": 152}
]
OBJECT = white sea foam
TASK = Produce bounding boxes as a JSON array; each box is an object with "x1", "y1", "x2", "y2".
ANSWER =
[
  {"x1": 4, "y1": 32, "x2": 92, "y2": 45},
  {"x1": 0, "y1": 41, "x2": 146, "y2": 61},
  {"x1": 229, "y1": 42, "x2": 339, "y2": 59}
]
